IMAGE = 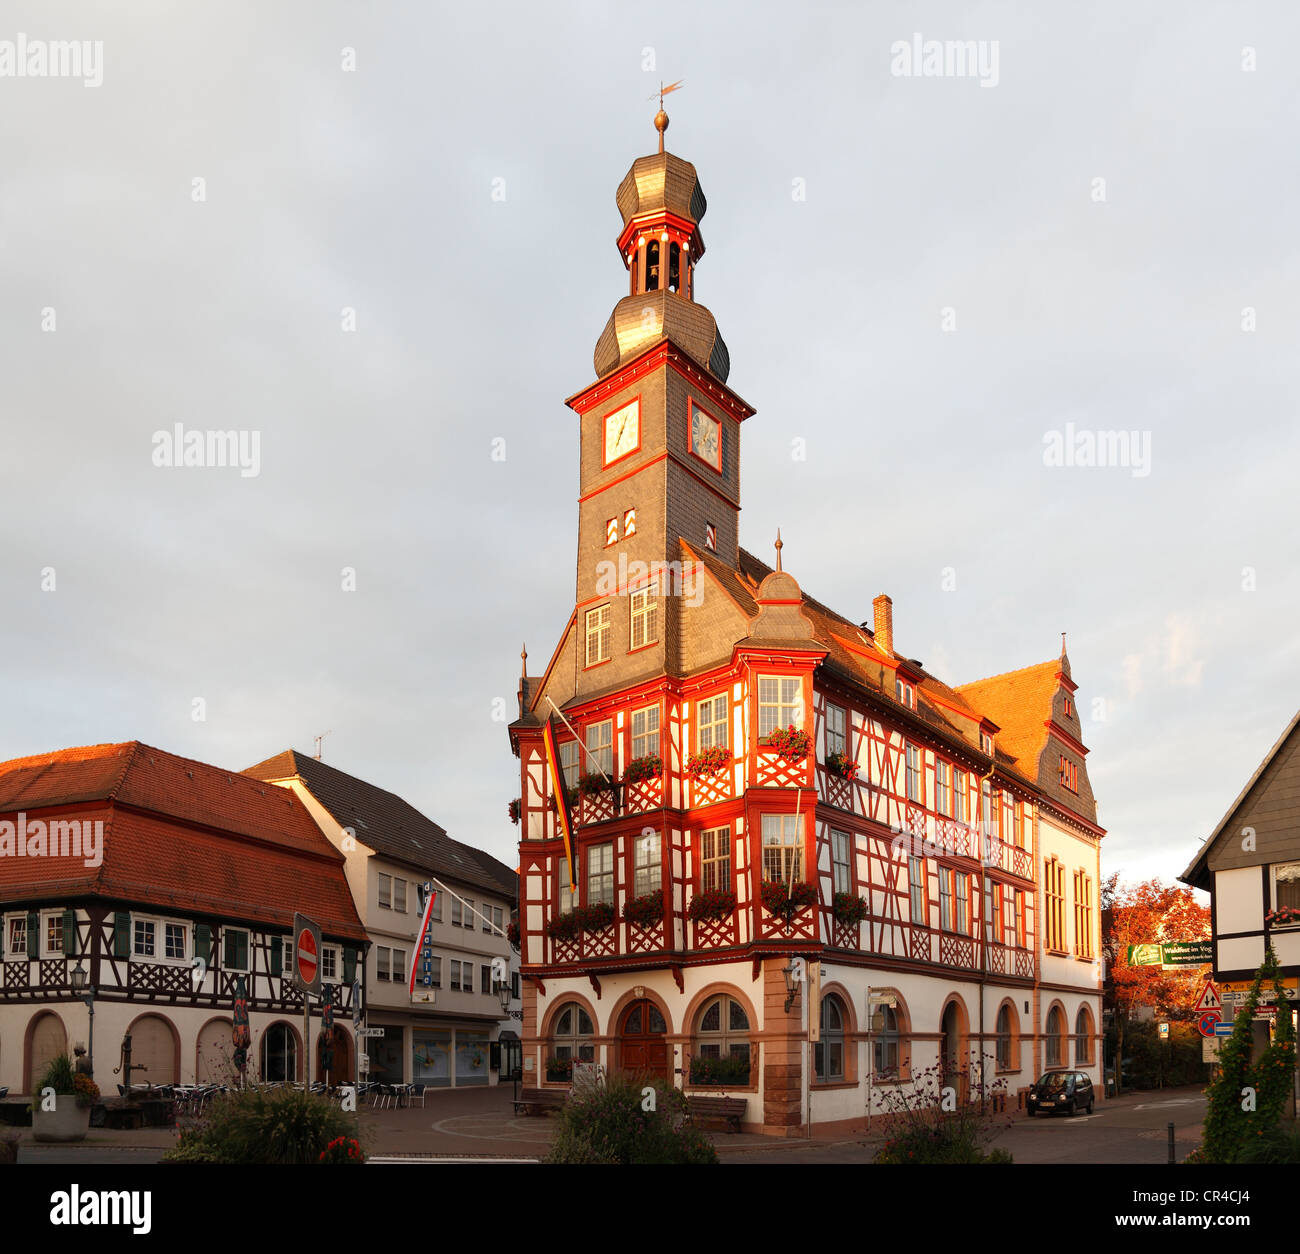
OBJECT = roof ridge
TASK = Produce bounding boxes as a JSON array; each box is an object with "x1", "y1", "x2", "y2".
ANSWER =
[
  {"x1": 108, "y1": 741, "x2": 145, "y2": 800},
  {"x1": 956, "y1": 658, "x2": 1060, "y2": 691}
]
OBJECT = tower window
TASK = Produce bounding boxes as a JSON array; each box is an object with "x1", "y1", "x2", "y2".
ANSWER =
[
  {"x1": 630, "y1": 588, "x2": 658, "y2": 649},
  {"x1": 606, "y1": 517, "x2": 618, "y2": 547},
  {"x1": 585, "y1": 605, "x2": 612, "y2": 666},
  {"x1": 668, "y1": 242, "x2": 680, "y2": 292},
  {"x1": 646, "y1": 240, "x2": 660, "y2": 292},
  {"x1": 624, "y1": 508, "x2": 637, "y2": 537},
  {"x1": 705, "y1": 522, "x2": 716, "y2": 551}
]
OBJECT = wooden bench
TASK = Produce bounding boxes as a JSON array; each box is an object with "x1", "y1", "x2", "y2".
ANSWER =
[
  {"x1": 514, "y1": 1087, "x2": 567, "y2": 1117},
  {"x1": 686, "y1": 1095, "x2": 747, "y2": 1132}
]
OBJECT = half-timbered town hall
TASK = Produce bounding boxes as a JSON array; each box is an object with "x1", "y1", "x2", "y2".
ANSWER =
[{"x1": 508, "y1": 109, "x2": 1105, "y2": 1133}]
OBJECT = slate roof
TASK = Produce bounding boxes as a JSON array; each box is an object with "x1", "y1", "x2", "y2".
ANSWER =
[
  {"x1": 244, "y1": 751, "x2": 517, "y2": 901},
  {"x1": 0, "y1": 742, "x2": 366, "y2": 939}
]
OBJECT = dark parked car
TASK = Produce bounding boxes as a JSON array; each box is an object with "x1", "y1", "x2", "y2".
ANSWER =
[{"x1": 1026, "y1": 1069, "x2": 1094, "y2": 1116}]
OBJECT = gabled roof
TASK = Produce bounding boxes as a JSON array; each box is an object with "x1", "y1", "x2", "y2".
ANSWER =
[
  {"x1": 244, "y1": 751, "x2": 517, "y2": 901},
  {"x1": 0, "y1": 742, "x2": 366, "y2": 940},
  {"x1": 1181, "y1": 708, "x2": 1300, "y2": 890}
]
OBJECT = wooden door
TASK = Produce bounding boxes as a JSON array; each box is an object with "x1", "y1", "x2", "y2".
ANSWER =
[
  {"x1": 618, "y1": 999, "x2": 668, "y2": 1080},
  {"x1": 196, "y1": 1019, "x2": 233, "y2": 1084},
  {"x1": 29, "y1": 1012, "x2": 67, "y2": 1094},
  {"x1": 130, "y1": 1015, "x2": 176, "y2": 1085}
]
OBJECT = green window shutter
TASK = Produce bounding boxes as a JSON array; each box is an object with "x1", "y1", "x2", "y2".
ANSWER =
[
  {"x1": 27, "y1": 911, "x2": 39, "y2": 958},
  {"x1": 114, "y1": 912, "x2": 131, "y2": 959},
  {"x1": 223, "y1": 927, "x2": 236, "y2": 969},
  {"x1": 239, "y1": 932, "x2": 249, "y2": 970},
  {"x1": 195, "y1": 923, "x2": 211, "y2": 964},
  {"x1": 62, "y1": 909, "x2": 77, "y2": 957},
  {"x1": 270, "y1": 934, "x2": 282, "y2": 976},
  {"x1": 342, "y1": 946, "x2": 357, "y2": 984}
]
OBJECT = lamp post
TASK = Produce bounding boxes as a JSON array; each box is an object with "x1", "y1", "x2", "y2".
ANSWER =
[
  {"x1": 71, "y1": 961, "x2": 95, "y2": 1079},
  {"x1": 781, "y1": 960, "x2": 801, "y2": 1013}
]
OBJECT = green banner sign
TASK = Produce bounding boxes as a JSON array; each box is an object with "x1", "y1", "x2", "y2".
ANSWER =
[{"x1": 1126, "y1": 942, "x2": 1211, "y2": 967}]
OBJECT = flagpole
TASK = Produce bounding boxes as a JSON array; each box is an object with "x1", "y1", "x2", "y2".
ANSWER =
[{"x1": 546, "y1": 696, "x2": 614, "y2": 784}]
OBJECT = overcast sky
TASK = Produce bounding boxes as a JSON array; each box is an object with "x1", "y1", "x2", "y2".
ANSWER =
[{"x1": 3, "y1": 1, "x2": 1296, "y2": 888}]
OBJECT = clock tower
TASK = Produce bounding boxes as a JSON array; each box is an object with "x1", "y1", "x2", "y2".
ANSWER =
[{"x1": 565, "y1": 108, "x2": 756, "y2": 697}]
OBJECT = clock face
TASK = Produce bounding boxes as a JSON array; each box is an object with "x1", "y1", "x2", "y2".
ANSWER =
[
  {"x1": 603, "y1": 399, "x2": 640, "y2": 466},
  {"x1": 689, "y1": 403, "x2": 721, "y2": 470}
]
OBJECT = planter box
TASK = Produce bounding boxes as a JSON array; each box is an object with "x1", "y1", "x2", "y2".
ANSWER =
[{"x1": 32, "y1": 1102, "x2": 91, "y2": 1143}]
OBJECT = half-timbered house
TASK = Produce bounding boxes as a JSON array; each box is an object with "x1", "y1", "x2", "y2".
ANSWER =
[
  {"x1": 245, "y1": 751, "x2": 521, "y2": 1088},
  {"x1": 0, "y1": 742, "x2": 366, "y2": 1096},
  {"x1": 507, "y1": 110, "x2": 1105, "y2": 1134}
]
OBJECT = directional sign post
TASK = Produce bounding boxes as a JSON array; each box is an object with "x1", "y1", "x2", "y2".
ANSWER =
[{"x1": 293, "y1": 912, "x2": 322, "y2": 1085}]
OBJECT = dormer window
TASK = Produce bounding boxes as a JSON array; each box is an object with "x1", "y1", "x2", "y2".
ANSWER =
[
  {"x1": 1063, "y1": 696, "x2": 1072, "y2": 718},
  {"x1": 895, "y1": 679, "x2": 915, "y2": 709},
  {"x1": 1059, "y1": 755, "x2": 1078, "y2": 792},
  {"x1": 980, "y1": 731, "x2": 994, "y2": 755}
]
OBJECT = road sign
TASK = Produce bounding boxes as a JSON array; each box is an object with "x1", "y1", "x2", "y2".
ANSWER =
[
  {"x1": 1202, "y1": 1038, "x2": 1221, "y2": 1062},
  {"x1": 359, "y1": 1026, "x2": 385, "y2": 1038},
  {"x1": 1193, "y1": 980, "x2": 1221, "y2": 1013},
  {"x1": 1158, "y1": 1022, "x2": 1169, "y2": 1039},
  {"x1": 292, "y1": 911, "x2": 322, "y2": 997},
  {"x1": 1213, "y1": 1020, "x2": 1235, "y2": 1037},
  {"x1": 1196, "y1": 1012, "x2": 1221, "y2": 1038}
]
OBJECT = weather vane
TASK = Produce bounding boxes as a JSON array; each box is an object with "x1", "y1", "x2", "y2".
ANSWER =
[{"x1": 647, "y1": 79, "x2": 684, "y2": 153}]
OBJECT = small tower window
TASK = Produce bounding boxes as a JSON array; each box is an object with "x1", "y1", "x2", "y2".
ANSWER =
[
  {"x1": 646, "y1": 240, "x2": 660, "y2": 291},
  {"x1": 668, "y1": 243, "x2": 681, "y2": 292}
]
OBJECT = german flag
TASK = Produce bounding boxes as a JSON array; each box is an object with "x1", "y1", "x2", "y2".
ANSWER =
[{"x1": 542, "y1": 717, "x2": 577, "y2": 891}]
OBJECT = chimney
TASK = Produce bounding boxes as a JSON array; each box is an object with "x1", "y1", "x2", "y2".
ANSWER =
[{"x1": 873, "y1": 594, "x2": 893, "y2": 656}]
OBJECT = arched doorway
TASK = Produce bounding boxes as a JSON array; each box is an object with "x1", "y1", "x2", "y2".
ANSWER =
[
  {"x1": 261, "y1": 1022, "x2": 298, "y2": 1082},
  {"x1": 28, "y1": 1011, "x2": 67, "y2": 1094},
  {"x1": 316, "y1": 1026, "x2": 351, "y2": 1084},
  {"x1": 196, "y1": 1018, "x2": 234, "y2": 1084},
  {"x1": 939, "y1": 1001, "x2": 965, "y2": 1102},
  {"x1": 618, "y1": 999, "x2": 668, "y2": 1081},
  {"x1": 128, "y1": 1014, "x2": 178, "y2": 1086}
]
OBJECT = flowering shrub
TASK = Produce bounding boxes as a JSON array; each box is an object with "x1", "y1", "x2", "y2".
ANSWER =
[
  {"x1": 508, "y1": 798, "x2": 521, "y2": 825},
  {"x1": 832, "y1": 892, "x2": 869, "y2": 925},
  {"x1": 578, "y1": 772, "x2": 614, "y2": 798},
  {"x1": 764, "y1": 724, "x2": 810, "y2": 761},
  {"x1": 825, "y1": 751, "x2": 858, "y2": 780},
  {"x1": 624, "y1": 891, "x2": 665, "y2": 928},
  {"x1": 506, "y1": 921, "x2": 520, "y2": 948},
  {"x1": 545, "y1": 1057, "x2": 573, "y2": 1082},
  {"x1": 760, "y1": 880, "x2": 817, "y2": 921},
  {"x1": 688, "y1": 1054, "x2": 752, "y2": 1086},
  {"x1": 319, "y1": 1135, "x2": 365, "y2": 1164},
  {"x1": 686, "y1": 746, "x2": 732, "y2": 779},
  {"x1": 872, "y1": 1061, "x2": 1013, "y2": 1164},
  {"x1": 545, "y1": 911, "x2": 582, "y2": 942},
  {"x1": 623, "y1": 755, "x2": 663, "y2": 784},
  {"x1": 73, "y1": 1073, "x2": 100, "y2": 1108},
  {"x1": 688, "y1": 888, "x2": 737, "y2": 922}
]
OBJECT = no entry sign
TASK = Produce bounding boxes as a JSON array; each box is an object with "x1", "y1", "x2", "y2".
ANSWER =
[{"x1": 292, "y1": 911, "x2": 322, "y2": 997}]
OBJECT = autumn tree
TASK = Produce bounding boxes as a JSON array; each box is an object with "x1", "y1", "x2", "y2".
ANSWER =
[{"x1": 1101, "y1": 874, "x2": 1211, "y2": 1093}]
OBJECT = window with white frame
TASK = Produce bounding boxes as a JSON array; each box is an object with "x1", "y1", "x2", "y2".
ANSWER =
[
  {"x1": 758, "y1": 676, "x2": 801, "y2": 737},
  {"x1": 939, "y1": 869, "x2": 953, "y2": 932},
  {"x1": 164, "y1": 922, "x2": 187, "y2": 962},
  {"x1": 695, "y1": 995, "x2": 750, "y2": 1062},
  {"x1": 761, "y1": 814, "x2": 802, "y2": 882},
  {"x1": 587, "y1": 843, "x2": 614, "y2": 906},
  {"x1": 934, "y1": 760, "x2": 952, "y2": 817},
  {"x1": 586, "y1": 720, "x2": 613, "y2": 777},
  {"x1": 631, "y1": 705, "x2": 660, "y2": 758},
  {"x1": 321, "y1": 945, "x2": 338, "y2": 982},
  {"x1": 461, "y1": 899, "x2": 475, "y2": 929},
  {"x1": 134, "y1": 918, "x2": 156, "y2": 958},
  {"x1": 43, "y1": 911, "x2": 64, "y2": 957},
  {"x1": 635, "y1": 830, "x2": 662, "y2": 896},
  {"x1": 956, "y1": 874, "x2": 969, "y2": 935},
  {"x1": 831, "y1": 830, "x2": 851, "y2": 896},
  {"x1": 905, "y1": 744, "x2": 923, "y2": 804},
  {"x1": 394, "y1": 879, "x2": 407, "y2": 913},
  {"x1": 1001, "y1": 792, "x2": 1014, "y2": 847},
  {"x1": 700, "y1": 826, "x2": 731, "y2": 893},
  {"x1": 697, "y1": 694, "x2": 728, "y2": 750},
  {"x1": 908, "y1": 857, "x2": 926, "y2": 925},
  {"x1": 630, "y1": 588, "x2": 658, "y2": 649},
  {"x1": 377, "y1": 946, "x2": 391, "y2": 981},
  {"x1": 953, "y1": 769, "x2": 968, "y2": 824},
  {"x1": 558, "y1": 857, "x2": 576, "y2": 913},
  {"x1": 378, "y1": 873, "x2": 392, "y2": 910},
  {"x1": 391, "y1": 947, "x2": 406, "y2": 984},
  {"x1": 451, "y1": 897, "x2": 462, "y2": 927},
  {"x1": 826, "y1": 704, "x2": 846, "y2": 757},
  {"x1": 585, "y1": 604, "x2": 612, "y2": 665},
  {"x1": 7, "y1": 914, "x2": 27, "y2": 956},
  {"x1": 1272, "y1": 864, "x2": 1300, "y2": 911},
  {"x1": 895, "y1": 678, "x2": 915, "y2": 709},
  {"x1": 560, "y1": 740, "x2": 579, "y2": 789}
]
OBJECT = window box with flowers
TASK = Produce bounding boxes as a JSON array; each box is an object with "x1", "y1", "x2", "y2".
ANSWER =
[
  {"x1": 549, "y1": 786, "x2": 580, "y2": 813},
  {"x1": 760, "y1": 880, "x2": 817, "y2": 923},
  {"x1": 545, "y1": 912, "x2": 582, "y2": 942},
  {"x1": 832, "y1": 892, "x2": 869, "y2": 925},
  {"x1": 688, "y1": 1053, "x2": 752, "y2": 1087},
  {"x1": 508, "y1": 798, "x2": 521, "y2": 825},
  {"x1": 688, "y1": 888, "x2": 737, "y2": 923},
  {"x1": 1266, "y1": 907, "x2": 1300, "y2": 931},
  {"x1": 762, "y1": 725, "x2": 811, "y2": 762},
  {"x1": 575, "y1": 901, "x2": 617, "y2": 932},
  {"x1": 824, "y1": 751, "x2": 858, "y2": 781},
  {"x1": 624, "y1": 891, "x2": 665, "y2": 928},
  {"x1": 506, "y1": 921, "x2": 520, "y2": 950},
  {"x1": 545, "y1": 1057, "x2": 573, "y2": 1083},
  {"x1": 623, "y1": 755, "x2": 662, "y2": 785},
  {"x1": 686, "y1": 746, "x2": 733, "y2": 779}
]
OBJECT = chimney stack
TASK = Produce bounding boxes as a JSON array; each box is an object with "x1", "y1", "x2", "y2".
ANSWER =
[{"x1": 873, "y1": 594, "x2": 893, "y2": 656}]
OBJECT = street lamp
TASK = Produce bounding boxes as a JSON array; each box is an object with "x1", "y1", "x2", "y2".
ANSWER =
[
  {"x1": 781, "y1": 961, "x2": 801, "y2": 1013},
  {"x1": 71, "y1": 961, "x2": 95, "y2": 1077},
  {"x1": 496, "y1": 979, "x2": 511, "y2": 1015}
]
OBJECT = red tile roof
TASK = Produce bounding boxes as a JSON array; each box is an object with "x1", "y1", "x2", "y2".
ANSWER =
[{"x1": 0, "y1": 742, "x2": 366, "y2": 940}]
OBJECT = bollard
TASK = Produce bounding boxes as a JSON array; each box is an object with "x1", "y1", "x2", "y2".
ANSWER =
[{"x1": 1167, "y1": 1121, "x2": 1175, "y2": 1164}]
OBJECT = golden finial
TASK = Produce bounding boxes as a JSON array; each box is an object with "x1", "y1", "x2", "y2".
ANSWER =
[
  {"x1": 648, "y1": 79, "x2": 684, "y2": 154},
  {"x1": 1060, "y1": 632, "x2": 1067, "y2": 657},
  {"x1": 774, "y1": 528, "x2": 783, "y2": 572},
  {"x1": 521, "y1": 643, "x2": 528, "y2": 676}
]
